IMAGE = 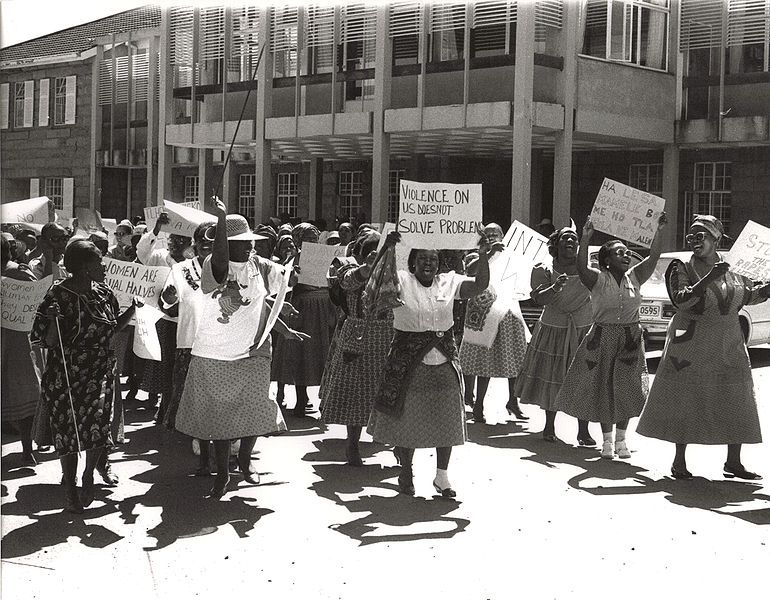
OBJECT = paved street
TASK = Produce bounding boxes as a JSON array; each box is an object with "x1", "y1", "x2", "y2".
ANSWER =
[{"x1": 2, "y1": 346, "x2": 769, "y2": 600}]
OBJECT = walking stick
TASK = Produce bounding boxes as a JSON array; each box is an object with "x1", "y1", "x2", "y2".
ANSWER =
[{"x1": 54, "y1": 314, "x2": 82, "y2": 455}]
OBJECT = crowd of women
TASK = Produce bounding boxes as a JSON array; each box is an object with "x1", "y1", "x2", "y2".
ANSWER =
[{"x1": 2, "y1": 200, "x2": 767, "y2": 514}]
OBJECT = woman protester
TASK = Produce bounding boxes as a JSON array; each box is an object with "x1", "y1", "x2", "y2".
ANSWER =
[
  {"x1": 175, "y1": 200, "x2": 306, "y2": 498},
  {"x1": 368, "y1": 232, "x2": 494, "y2": 498},
  {"x1": 516, "y1": 227, "x2": 595, "y2": 445},
  {"x1": 1, "y1": 235, "x2": 40, "y2": 466},
  {"x1": 637, "y1": 216, "x2": 767, "y2": 480},
  {"x1": 271, "y1": 222, "x2": 337, "y2": 417},
  {"x1": 320, "y1": 229, "x2": 393, "y2": 465},
  {"x1": 30, "y1": 240, "x2": 135, "y2": 513},
  {"x1": 553, "y1": 213, "x2": 667, "y2": 459},
  {"x1": 460, "y1": 223, "x2": 529, "y2": 423}
]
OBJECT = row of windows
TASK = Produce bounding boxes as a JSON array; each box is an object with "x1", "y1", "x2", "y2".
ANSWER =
[{"x1": 0, "y1": 77, "x2": 77, "y2": 130}]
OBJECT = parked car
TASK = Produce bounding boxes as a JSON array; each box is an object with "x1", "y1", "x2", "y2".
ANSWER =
[{"x1": 639, "y1": 252, "x2": 770, "y2": 346}]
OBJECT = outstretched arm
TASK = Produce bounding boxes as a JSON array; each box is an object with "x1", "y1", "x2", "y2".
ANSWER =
[
  {"x1": 632, "y1": 212, "x2": 668, "y2": 285},
  {"x1": 210, "y1": 197, "x2": 229, "y2": 285},
  {"x1": 458, "y1": 241, "x2": 500, "y2": 298},
  {"x1": 576, "y1": 217, "x2": 600, "y2": 290}
]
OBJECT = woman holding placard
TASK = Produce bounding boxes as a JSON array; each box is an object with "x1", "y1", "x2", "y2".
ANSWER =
[
  {"x1": 368, "y1": 232, "x2": 495, "y2": 498},
  {"x1": 459, "y1": 223, "x2": 530, "y2": 424},
  {"x1": 553, "y1": 212, "x2": 666, "y2": 460},
  {"x1": 637, "y1": 215, "x2": 769, "y2": 480},
  {"x1": 271, "y1": 222, "x2": 337, "y2": 418},
  {"x1": 515, "y1": 227, "x2": 596, "y2": 445},
  {"x1": 30, "y1": 240, "x2": 136, "y2": 513}
]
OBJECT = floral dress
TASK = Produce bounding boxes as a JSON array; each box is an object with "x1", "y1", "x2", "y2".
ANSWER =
[{"x1": 30, "y1": 281, "x2": 118, "y2": 456}]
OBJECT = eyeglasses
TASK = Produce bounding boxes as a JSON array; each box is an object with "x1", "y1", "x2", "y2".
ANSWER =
[
  {"x1": 685, "y1": 232, "x2": 708, "y2": 244},
  {"x1": 611, "y1": 248, "x2": 632, "y2": 257}
]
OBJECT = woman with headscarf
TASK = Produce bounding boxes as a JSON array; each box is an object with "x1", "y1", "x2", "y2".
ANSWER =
[
  {"x1": 175, "y1": 201, "x2": 303, "y2": 498},
  {"x1": 460, "y1": 223, "x2": 530, "y2": 423},
  {"x1": 368, "y1": 232, "x2": 495, "y2": 498},
  {"x1": 637, "y1": 216, "x2": 768, "y2": 480},
  {"x1": 515, "y1": 227, "x2": 595, "y2": 445},
  {"x1": 30, "y1": 240, "x2": 135, "y2": 513},
  {"x1": 553, "y1": 213, "x2": 667, "y2": 460},
  {"x1": 319, "y1": 229, "x2": 393, "y2": 465},
  {"x1": 271, "y1": 222, "x2": 337, "y2": 417},
  {"x1": 254, "y1": 224, "x2": 278, "y2": 259}
]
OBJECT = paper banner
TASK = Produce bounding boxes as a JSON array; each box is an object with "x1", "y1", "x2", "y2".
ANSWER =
[
  {"x1": 727, "y1": 220, "x2": 770, "y2": 281},
  {"x1": 143, "y1": 200, "x2": 201, "y2": 232},
  {"x1": 256, "y1": 259, "x2": 293, "y2": 350},
  {"x1": 1, "y1": 197, "x2": 54, "y2": 226},
  {"x1": 298, "y1": 242, "x2": 347, "y2": 287},
  {"x1": 133, "y1": 301, "x2": 164, "y2": 361},
  {"x1": 589, "y1": 178, "x2": 666, "y2": 248},
  {"x1": 397, "y1": 180, "x2": 483, "y2": 249},
  {"x1": 143, "y1": 200, "x2": 212, "y2": 238},
  {"x1": 103, "y1": 257, "x2": 170, "y2": 312},
  {"x1": 0, "y1": 275, "x2": 53, "y2": 332},
  {"x1": 75, "y1": 207, "x2": 104, "y2": 233}
]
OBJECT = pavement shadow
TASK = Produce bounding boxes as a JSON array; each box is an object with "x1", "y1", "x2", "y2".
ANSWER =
[{"x1": 306, "y1": 439, "x2": 470, "y2": 546}]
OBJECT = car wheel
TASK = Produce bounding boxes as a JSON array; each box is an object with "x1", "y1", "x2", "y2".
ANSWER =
[{"x1": 739, "y1": 317, "x2": 749, "y2": 344}]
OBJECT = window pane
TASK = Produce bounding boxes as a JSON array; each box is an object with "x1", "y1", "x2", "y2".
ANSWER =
[
  {"x1": 277, "y1": 172, "x2": 298, "y2": 218},
  {"x1": 184, "y1": 176, "x2": 199, "y2": 202},
  {"x1": 44, "y1": 177, "x2": 64, "y2": 210}
]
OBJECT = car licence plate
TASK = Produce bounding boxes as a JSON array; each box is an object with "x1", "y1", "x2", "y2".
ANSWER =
[{"x1": 639, "y1": 303, "x2": 661, "y2": 320}]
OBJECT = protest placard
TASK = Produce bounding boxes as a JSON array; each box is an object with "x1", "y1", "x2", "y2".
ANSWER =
[
  {"x1": 103, "y1": 257, "x2": 170, "y2": 311},
  {"x1": 0, "y1": 275, "x2": 53, "y2": 332},
  {"x1": 498, "y1": 220, "x2": 552, "y2": 298},
  {"x1": 133, "y1": 302, "x2": 164, "y2": 361},
  {"x1": 101, "y1": 218, "x2": 117, "y2": 239},
  {"x1": 397, "y1": 180, "x2": 483, "y2": 249},
  {"x1": 1, "y1": 197, "x2": 54, "y2": 226},
  {"x1": 143, "y1": 200, "x2": 203, "y2": 233},
  {"x1": 256, "y1": 259, "x2": 293, "y2": 349},
  {"x1": 161, "y1": 200, "x2": 216, "y2": 237},
  {"x1": 75, "y1": 207, "x2": 104, "y2": 233},
  {"x1": 298, "y1": 243, "x2": 347, "y2": 287},
  {"x1": 727, "y1": 220, "x2": 770, "y2": 281},
  {"x1": 589, "y1": 178, "x2": 666, "y2": 248}
]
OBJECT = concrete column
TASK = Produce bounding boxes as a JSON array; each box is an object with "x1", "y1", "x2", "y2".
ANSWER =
[
  {"x1": 157, "y1": 8, "x2": 174, "y2": 204},
  {"x1": 663, "y1": 144, "x2": 680, "y2": 251},
  {"x1": 510, "y1": 0, "x2": 535, "y2": 225},
  {"x1": 198, "y1": 149, "x2": 215, "y2": 211},
  {"x1": 309, "y1": 157, "x2": 323, "y2": 221},
  {"x1": 255, "y1": 6, "x2": 274, "y2": 223},
  {"x1": 90, "y1": 45, "x2": 103, "y2": 211},
  {"x1": 530, "y1": 149, "x2": 543, "y2": 222},
  {"x1": 146, "y1": 35, "x2": 159, "y2": 207},
  {"x1": 552, "y1": 0, "x2": 579, "y2": 229},
  {"x1": 371, "y1": 5, "x2": 392, "y2": 225}
]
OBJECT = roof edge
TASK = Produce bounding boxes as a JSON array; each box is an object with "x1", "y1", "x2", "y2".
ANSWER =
[{"x1": 0, "y1": 48, "x2": 97, "y2": 70}]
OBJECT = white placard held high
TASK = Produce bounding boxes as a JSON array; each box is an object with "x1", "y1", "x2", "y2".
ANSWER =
[
  {"x1": 1, "y1": 197, "x2": 54, "y2": 226},
  {"x1": 727, "y1": 220, "x2": 770, "y2": 281},
  {"x1": 590, "y1": 178, "x2": 666, "y2": 248},
  {"x1": 298, "y1": 243, "x2": 347, "y2": 287},
  {"x1": 103, "y1": 257, "x2": 170, "y2": 312}
]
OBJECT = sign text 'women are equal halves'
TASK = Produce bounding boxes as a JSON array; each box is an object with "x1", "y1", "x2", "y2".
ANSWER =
[{"x1": 398, "y1": 180, "x2": 483, "y2": 249}]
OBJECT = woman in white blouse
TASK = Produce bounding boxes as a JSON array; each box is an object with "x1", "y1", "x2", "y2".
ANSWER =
[{"x1": 369, "y1": 231, "x2": 496, "y2": 498}]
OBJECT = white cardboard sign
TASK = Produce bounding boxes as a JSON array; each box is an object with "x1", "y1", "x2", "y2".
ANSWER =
[
  {"x1": 143, "y1": 200, "x2": 206, "y2": 235},
  {"x1": 590, "y1": 178, "x2": 665, "y2": 248},
  {"x1": 298, "y1": 243, "x2": 347, "y2": 287},
  {"x1": 0, "y1": 275, "x2": 53, "y2": 332},
  {"x1": 397, "y1": 180, "x2": 483, "y2": 249},
  {"x1": 133, "y1": 302, "x2": 164, "y2": 361},
  {"x1": 1, "y1": 197, "x2": 54, "y2": 226},
  {"x1": 103, "y1": 257, "x2": 170, "y2": 312},
  {"x1": 727, "y1": 220, "x2": 770, "y2": 281}
]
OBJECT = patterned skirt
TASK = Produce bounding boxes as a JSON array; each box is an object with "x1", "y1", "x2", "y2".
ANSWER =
[
  {"x1": 515, "y1": 320, "x2": 592, "y2": 410},
  {"x1": 638, "y1": 313, "x2": 762, "y2": 445},
  {"x1": 176, "y1": 354, "x2": 287, "y2": 440},
  {"x1": 1, "y1": 329, "x2": 40, "y2": 421},
  {"x1": 271, "y1": 288, "x2": 337, "y2": 386},
  {"x1": 460, "y1": 311, "x2": 528, "y2": 378},
  {"x1": 368, "y1": 362, "x2": 466, "y2": 448},
  {"x1": 320, "y1": 316, "x2": 393, "y2": 427},
  {"x1": 141, "y1": 319, "x2": 177, "y2": 396},
  {"x1": 162, "y1": 348, "x2": 193, "y2": 430},
  {"x1": 552, "y1": 322, "x2": 649, "y2": 424}
]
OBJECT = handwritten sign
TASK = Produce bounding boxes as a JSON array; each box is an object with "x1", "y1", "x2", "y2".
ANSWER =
[
  {"x1": 162, "y1": 200, "x2": 216, "y2": 237},
  {"x1": 590, "y1": 178, "x2": 665, "y2": 248},
  {"x1": 143, "y1": 200, "x2": 203, "y2": 233},
  {"x1": 103, "y1": 257, "x2": 170, "y2": 312},
  {"x1": 133, "y1": 302, "x2": 163, "y2": 361},
  {"x1": 1, "y1": 197, "x2": 53, "y2": 226},
  {"x1": 499, "y1": 221, "x2": 551, "y2": 298},
  {"x1": 1, "y1": 276, "x2": 53, "y2": 332},
  {"x1": 397, "y1": 180, "x2": 482, "y2": 249},
  {"x1": 727, "y1": 220, "x2": 770, "y2": 281},
  {"x1": 298, "y1": 243, "x2": 347, "y2": 287}
]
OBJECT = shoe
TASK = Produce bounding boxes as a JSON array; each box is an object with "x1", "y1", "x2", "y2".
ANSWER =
[
  {"x1": 21, "y1": 452, "x2": 37, "y2": 467},
  {"x1": 398, "y1": 466, "x2": 415, "y2": 496},
  {"x1": 601, "y1": 441, "x2": 614, "y2": 459},
  {"x1": 80, "y1": 474, "x2": 95, "y2": 508},
  {"x1": 723, "y1": 463, "x2": 762, "y2": 481},
  {"x1": 96, "y1": 464, "x2": 119, "y2": 486},
  {"x1": 238, "y1": 458, "x2": 260, "y2": 484},
  {"x1": 432, "y1": 480, "x2": 457, "y2": 499},
  {"x1": 208, "y1": 475, "x2": 230, "y2": 499},
  {"x1": 64, "y1": 484, "x2": 84, "y2": 514},
  {"x1": 671, "y1": 465, "x2": 694, "y2": 480},
  {"x1": 577, "y1": 434, "x2": 596, "y2": 447},
  {"x1": 346, "y1": 445, "x2": 363, "y2": 467},
  {"x1": 505, "y1": 400, "x2": 529, "y2": 421},
  {"x1": 615, "y1": 440, "x2": 631, "y2": 459},
  {"x1": 37, "y1": 445, "x2": 52, "y2": 452},
  {"x1": 472, "y1": 408, "x2": 485, "y2": 424},
  {"x1": 542, "y1": 432, "x2": 558, "y2": 443}
]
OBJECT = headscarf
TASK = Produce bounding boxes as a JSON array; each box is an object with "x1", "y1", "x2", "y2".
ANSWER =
[
  {"x1": 350, "y1": 229, "x2": 381, "y2": 262},
  {"x1": 691, "y1": 214, "x2": 724, "y2": 241},
  {"x1": 547, "y1": 226, "x2": 578, "y2": 258},
  {"x1": 273, "y1": 234, "x2": 295, "y2": 262},
  {"x1": 254, "y1": 224, "x2": 278, "y2": 254},
  {"x1": 291, "y1": 222, "x2": 321, "y2": 247},
  {"x1": 277, "y1": 223, "x2": 294, "y2": 237}
]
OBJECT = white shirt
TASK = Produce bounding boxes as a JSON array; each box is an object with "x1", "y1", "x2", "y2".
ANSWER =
[
  {"x1": 392, "y1": 270, "x2": 468, "y2": 333},
  {"x1": 136, "y1": 232, "x2": 178, "y2": 268},
  {"x1": 191, "y1": 255, "x2": 284, "y2": 361},
  {"x1": 161, "y1": 257, "x2": 205, "y2": 349}
]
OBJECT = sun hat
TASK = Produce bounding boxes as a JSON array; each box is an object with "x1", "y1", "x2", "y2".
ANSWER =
[{"x1": 214, "y1": 214, "x2": 267, "y2": 241}]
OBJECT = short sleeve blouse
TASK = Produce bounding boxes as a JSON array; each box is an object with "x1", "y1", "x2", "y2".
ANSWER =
[
  {"x1": 590, "y1": 268, "x2": 642, "y2": 324},
  {"x1": 392, "y1": 270, "x2": 469, "y2": 332}
]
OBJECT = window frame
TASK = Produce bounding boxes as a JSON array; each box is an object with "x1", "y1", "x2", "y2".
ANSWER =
[
  {"x1": 338, "y1": 170, "x2": 363, "y2": 219},
  {"x1": 13, "y1": 81, "x2": 26, "y2": 128},
  {"x1": 628, "y1": 163, "x2": 663, "y2": 195},
  {"x1": 44, "y1": 177, "x2": 64, "y2": 211},
  {"x1": 53, "y1": 77, "x2": 67, "y2": 126},
  {"x1": 388, "y1": 169, "x2": 406, "y2": 223},
  {"x1": 684, "y1": 161, "x2": 732, "y2": 240},
  {"x1": 276, "y1": 172, "x2": 298, "y2": 218},
  {"x1": 184, "y1": 175, "x2": 200, "y2": 203},
  {"x1": 238, "y1": 173, "x2": 257, "y2": 223}
]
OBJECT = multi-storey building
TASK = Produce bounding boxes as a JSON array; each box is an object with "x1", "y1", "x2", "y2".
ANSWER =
[{"x1": 3, "y1": 1, "x2": 770, "y2": 249}]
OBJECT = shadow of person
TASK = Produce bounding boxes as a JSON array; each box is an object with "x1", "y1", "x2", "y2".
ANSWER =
[
  {"x1": 1, "y1": 483, "x2": 123, "y2": 559},
  {"x1": 305, "y1": 442, "x2": 470, "y2": 546},
  {"x1": 301, "y1": 437, "x2": 390, "y2": 464}
]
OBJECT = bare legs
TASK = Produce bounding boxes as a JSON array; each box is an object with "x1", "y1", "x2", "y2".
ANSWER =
[
  {"x1": 395, "y1": 446, "x2": 456, "y2": 497},
  {"x1": 674, "y1": 443, "x2": 761, "y2": 480}
]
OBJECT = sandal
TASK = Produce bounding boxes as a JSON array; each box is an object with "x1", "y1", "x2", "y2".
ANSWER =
[
  {"x1": 671, "y1": 466, "x2": 694, "y2": 480},
  {"x1": 723, "y1": 463, "x2": 762, "y2": 481}
]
